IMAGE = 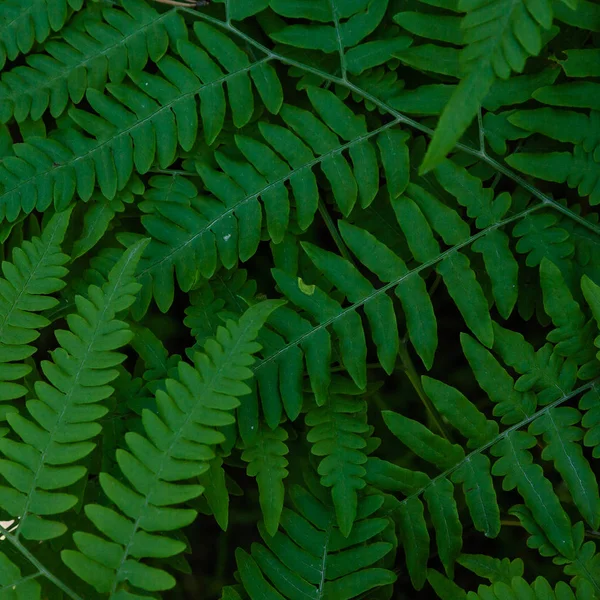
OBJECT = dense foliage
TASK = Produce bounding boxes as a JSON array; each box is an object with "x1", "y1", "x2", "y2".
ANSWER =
[{"x1": 0, "y1": 0, "x2": 599, "y2": 598}]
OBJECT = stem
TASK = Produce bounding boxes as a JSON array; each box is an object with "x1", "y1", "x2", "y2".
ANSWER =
[
  {"x1": 318, "y1": 199, "x2": 355, "y2": 264},
  {"x1": 0, "y1": 525, "x2": 83, "y2": 600},
  {"x1": 398, "y1": 342, "x2": 451, "y2": 441},
  {"x1": 477, "y1": 108, "x2": 486, "y2": 155}
]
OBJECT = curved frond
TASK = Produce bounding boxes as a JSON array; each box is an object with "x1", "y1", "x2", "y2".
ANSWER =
[
  {"x1": 61, "y1": 300, "x2": 282, "y2": 596},
  {"x1": 0, "y1": 208, "x2": 71, "y2": 415},
  {"x1": 0, "y1": 239, "x2": 147, "y2": 541}
]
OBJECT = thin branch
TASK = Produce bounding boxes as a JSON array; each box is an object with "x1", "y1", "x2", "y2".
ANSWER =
[
  {"x1": 0, "y1": 525, "x2": 83, "y2": 600},
  {"x1": 477, "y1": 108, "x2": 486, "y2": 155},
  {"x1": 318, "y1": 198, "x2": 355, "y2": 264},
  {"x1": 398, "y1": 341, "x2": 452, "y2": 441}
]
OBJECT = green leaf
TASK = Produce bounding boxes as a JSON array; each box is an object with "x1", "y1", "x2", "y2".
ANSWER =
[
  {"x1": 422, "y1": 377, "x2": 499, "y2": 448},
  {"x1": 306, "y1": 387, "x2": 369, "y2": 536},
  {"x1": 242, "y1": 425, "x2": 289, "y2": 536},
  {"x1": 382, "y1": 410, "x2": 465, "y2": 469},
  {"x1": 451, "y1": 453, "x2": 500, "y2": 538},
  {"x1": 462, "y1": 333, "x2": 536, "y2": 424},
  {"x1": 398, "y1": 497, "x2": 430, "y2": 590},
  {"x1": 529, "y1": 407, "x2": 600, "y2": 530},
  {"x1": 437, "y1": 252, "x2": 494, "y2": 348},
  {"x1": 492, "y1": 431, "x2": 575, "y2": 559},
  {"x1": 457, "y1": 554, "x2": 524, "y2": 584},
  {"x1": 424, "y1": 478, "x2": 462, "y2": 577}
]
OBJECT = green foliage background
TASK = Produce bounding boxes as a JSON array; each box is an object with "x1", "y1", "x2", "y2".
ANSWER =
[{"x1": 0, "y1": 0, "x2": 599, "y2": 598}]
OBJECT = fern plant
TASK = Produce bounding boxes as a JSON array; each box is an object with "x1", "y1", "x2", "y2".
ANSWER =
[{"x1": 0, "y1": 0, "x2": 599, "y2": 598}]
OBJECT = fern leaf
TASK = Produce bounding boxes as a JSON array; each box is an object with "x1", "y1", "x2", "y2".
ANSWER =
[
  {"x1": 193, "y1": 455, "x2": 231, "y2": 532},
  {"x1": 62, "y1": 300, "x2": 283, "y2": 595},
  {"x1": 0, "y1": 238, "x2": 147, "y2": 541},
  {"x1": 424, "y1": 478, "x2": 463, "y2": 577},
  {"x1": 506, "y1": 108, "x2": 600, "y2": 205},
  {"x1": 540, "y1": 259, "x2": 597, "y2": 370},
  {"x1": 269, "y1": 0, "x2": 389, "y2": 56},
  {"x1": 234, "y1": 482, "x2": 396, "y2": 599},
  {"x1": 451, "y1": 454, "x2": 500, "y2": 539},
  {"x1": 0, "y1": 0, "x2": 187, "y2": 123},
  {"x1": 529, "y1": 407, "x2": 600, "y2": 530},
  {"x1": 434, "y1": 159, "x2": 518, "y2": 319},
  {"x1": 491, "y1": 430, "x2": 575, "y2": 559},
  {"x1": 436, "y1": 252, "x2": 494, "y2": 347},
  {"x1": 0, "y1": 208, "x2": 70, "y2": 414},
  {"x1": 422, "y1": 377, "x2": 498, "y2": 449},
  {"x1": 273, "y1": 268, "x2": 368, "y2": 389},
  {"x1": 0, "y1": 0, "x2": 84, "y2": 69},
  {"x1": 339, "y1": 219, "x2": 438, "y2": 370},
  {"x1": 0, "y1": 21, "x2": 282, "y2": 221},
  {"x1": 457, "y1": 553, "x2": 524, "y2": 584},
  {"x1": 398, "y1": 497, "x2": 430, "y2": 590},
  {"x1": 462, "y1": 333, "x2": 536, "y2": 424},
  {"x1": 306, "y1": 382, "x2": 370, "y2": 536},
  {"x1": 241, "y1": 424, "x2": 289, "y2": 536},
  {"x1": 383, "y1": 410, "x2": 465, "y2": 470},
  {"x1": 427, "y1": 568, "x2": 466, "y2": 600},
  {"x1": 301, "y1": 241, "x2": 399, "y2": 374}
]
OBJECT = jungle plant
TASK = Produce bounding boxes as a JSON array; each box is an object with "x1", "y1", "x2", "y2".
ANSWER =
[{"x1": 0, "y1": 0, "x2": 599, "y2": 599}]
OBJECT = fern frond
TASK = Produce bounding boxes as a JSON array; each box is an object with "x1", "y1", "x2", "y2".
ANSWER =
[
  {"x1": 0, "y1": 208, "x2": 70, "y2": 416},
  {"x1": 491, "y1": 431, "x2": 575, "y2": 558},
  {"x1": 0, "y1": 0, "x2": 188, "y2": 123},
  {"x1": 241, "y1": 424, "x2": 289, "y2": 536},
  {"x1": 0, "y1": 0, "x2": 84, "y2": 69},
  {"x1": 61, "y1": 300, "x2": 283, "y2": 596},
  {"x1": 185, "y1": 268, "x2": 329, "y2": 426},
  {"x1": 0, "y1": 239, "x2": 147, "y2": 541},
  {"x1": 195, "y1": 85, "x2": 409, "y2": 245},
  {"x1": 273, "y1": 177, "x2": 518, "y2": 386},
  {"x1": 0, "y1": 20, "x2": 282, "y2": 221},
  {"x1": 234, "y1": 481, "x2": 397, "y2": 600},
  {"x1": 306, "y1": 379, "x2": 370, "y2": 537}
]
